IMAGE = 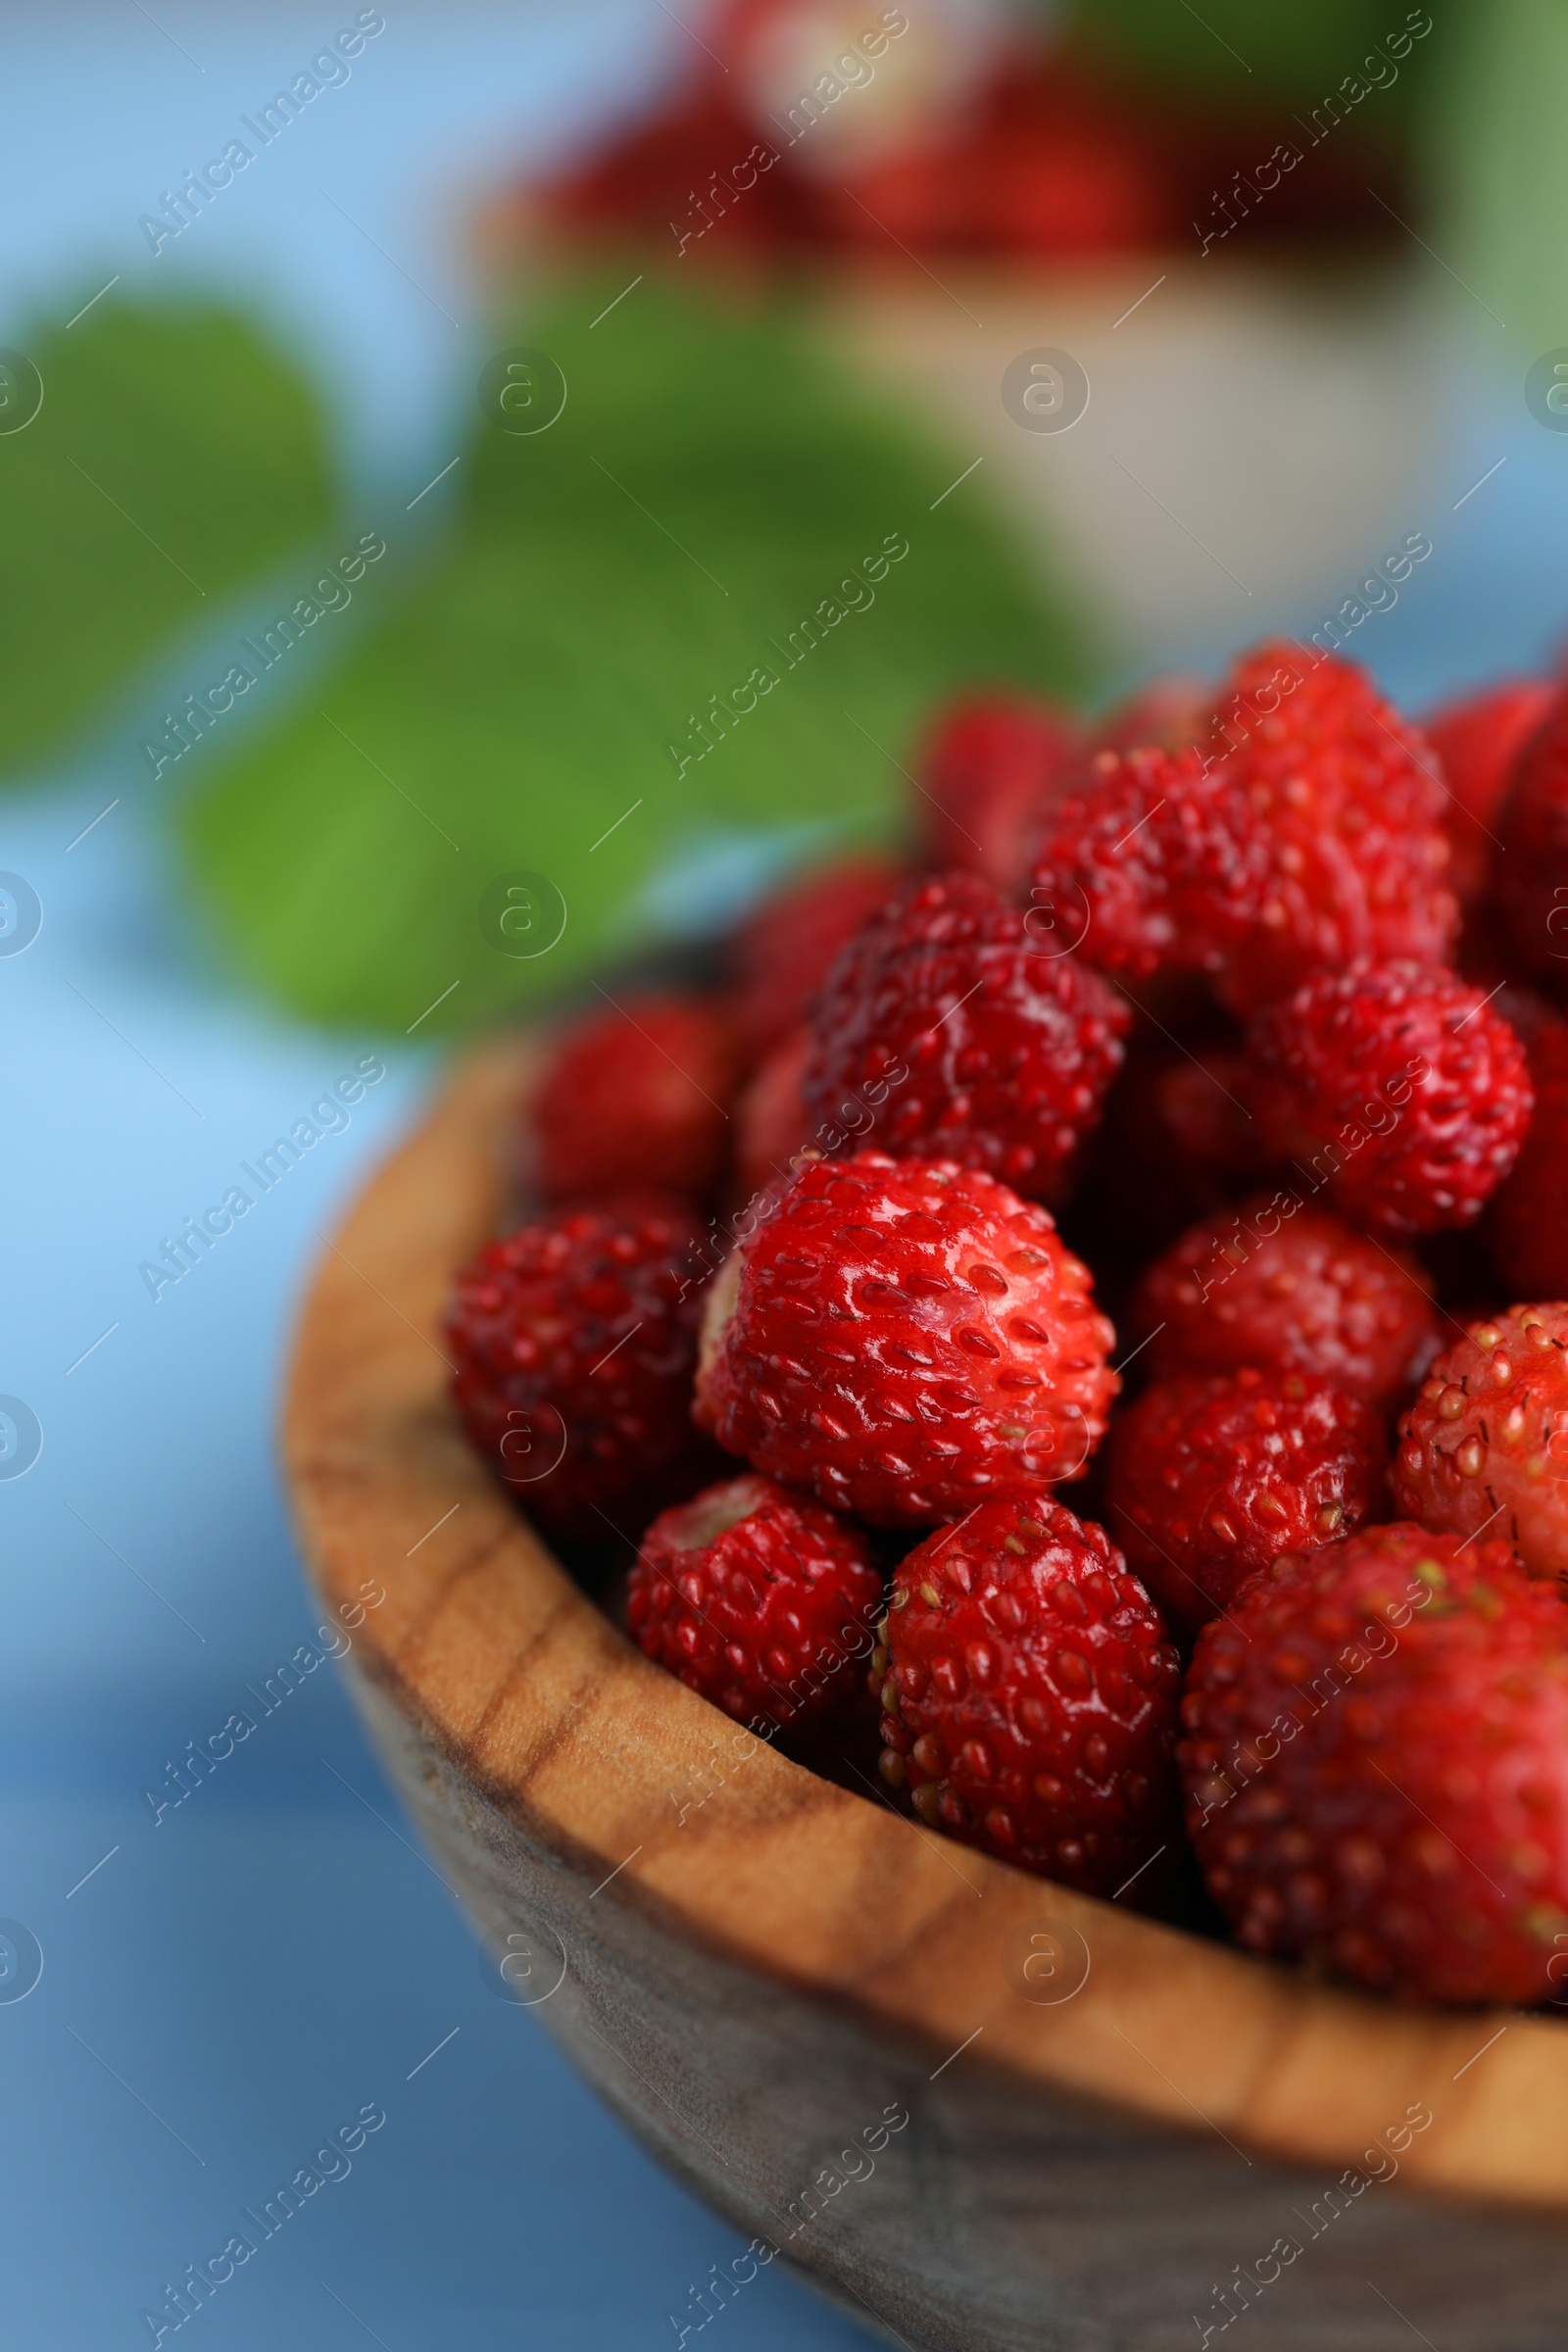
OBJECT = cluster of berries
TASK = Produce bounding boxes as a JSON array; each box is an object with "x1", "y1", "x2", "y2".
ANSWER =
[
  {"x1": 446, "y1": 638, "x2": 1568, "y2": 2009},
  {"x1": 522, "y1": 0, "x2": 1401, "y2": 271}
]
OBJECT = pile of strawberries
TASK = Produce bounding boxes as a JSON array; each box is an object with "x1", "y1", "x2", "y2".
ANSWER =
[{"x1": 447, "y1": 639, "x2": 1568, "y2": 2009}]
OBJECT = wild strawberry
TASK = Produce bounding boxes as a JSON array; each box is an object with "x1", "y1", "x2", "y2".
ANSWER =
[
  {"x1": 732, "y1": 1026, "x2": 812, "y2": 1200},
  {"x1": 1423, "y1": 676, "x2": 1553, "y2": 906},
  {"x1": 1200, "y1": 642, "x2": 1457, "y2": 1015},
  {"x1": 1495, "y1": 686, "x2": 1568, "y2": 977},
  {"x1": 728, "y1": 856, "x2": 903, "y2": 1060},
  {"x1": 1180, "y1": 1522, "x2": 1568, "y2": 2004},
  {"x1": 1030, "y1": 647, "x2": 1457, "y2": 1017},
  {"x1": 1245, "y1": 961, "x2": 1533, "y2": 1237},
  {"x1": 1027, "y1": 743, "x2": 1267, "y2": 987},
  {"x1": 1103, "y1": 1368, "x2": 1385, "y2": 1639},
  {"x1": 695, "y1": 1152, "x2": 1117, "y2": 1526},
  {"x1": 914, "y1": 693, "x2": 1078, "y2": 893},
  {"x1": 532, "y1": 992, "x2": 739, "y2": 1203},
  {"x1": 878, "y1": 1498, "x2": 1180, "y2": 1899},
  {"x1": 1128, "y1": 1197, "x2": 1440, "y2": 1414},
  {"x1": 446, "y1": 1194, "x2": 721, "y2": 1545},
  {"x1": 627, "y1": 1473, "x2": 884, "y2": 1731},
  {"x1": 1395, "y1": 1303, "x2": 1568, "y2": 1580},
  {"x1": 801, "y1": 871, "x2": 1130, "y2": 1202}
]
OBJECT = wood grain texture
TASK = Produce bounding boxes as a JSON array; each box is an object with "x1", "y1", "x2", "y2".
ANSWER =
[{"x1": 285, "y1": 1044, "x2": 1568, "y2": 2351}]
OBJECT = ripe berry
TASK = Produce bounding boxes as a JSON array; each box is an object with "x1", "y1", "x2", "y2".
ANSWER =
[
  {"x1": 1202, "y1": 642, "x2": 1457, "y2": 1015},
  {"x1": 1028, "y1": 743, "x2": 1266, "y2": 986},
  {"x1": 533, "y1": 992, "x2": 738, "y2": 1203},
  {"x1": 1423, "y1": 676, "x2": 1553, "y2": 906},
  {"x1": 695, "y1": 1152, "x2": 1117, "y2": 1527},
  {"x1": 915, "y1": 693, "x2": 1078, "y2": 893},
  {"x1": 1395, "y1": 1303, "x2": 1568, "y2": 1580},
  {"x1": 1030, "y1": 646, "x2": 1458, "y2": 1017},
  {"x1": 627, "y1": 1473, "x2": 884, "y2": 1730},
  {"x1": 1181, "y1": 1523, "x2": 1568, "y2": 2004},
  {"x1": 1104, "y1": 1369, "x2": 1385, "y2": 1639},
  {"x1": 1495, "y1": 686, "x2": 1568, "y2": 978},
  {"x1": 802, "y1": 871, "x2": 1130, "y2": 1202},
  {"x1": 1128, "y1": 1196, "x2": 1440, "y2": 1414},
  {"x1": 728, "y1": 857, "x2": 903, "y2": 1060},
  {"x1": 1246, "y1": 961, "x2": 1534, "y2": 1237},
  {"x1": 878, "y1": 1498, "x2": 1180, "y2": 1898},
  {"x1": 446, "y1": 1194, "x2": 721, "y2": 1545}
]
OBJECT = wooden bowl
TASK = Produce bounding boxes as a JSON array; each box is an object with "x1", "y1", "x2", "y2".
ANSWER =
[{"x1": 285, "y1": 1045, "x2": 1568, "y2": 2352}]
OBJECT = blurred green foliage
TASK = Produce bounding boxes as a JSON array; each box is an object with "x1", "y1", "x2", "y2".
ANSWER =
[
  {"x1": 0, "y1": 299, "x2": 332, "y2": 770},
  {"x1": 179, "y1": 274, "x2": 1090, "y2": 1035},
  {"x1": 1070, "y1": 0, "x2": 1434, "y2": 102}
]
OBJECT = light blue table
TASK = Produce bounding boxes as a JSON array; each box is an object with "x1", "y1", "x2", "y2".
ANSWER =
[{"x1": 5, "y1": 6, "x2": 1567, "y2": 2344}]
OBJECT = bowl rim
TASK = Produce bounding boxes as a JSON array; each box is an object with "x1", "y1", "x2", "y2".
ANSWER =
[{"x1": 283, "y1": 1039, "x2": 1568, "y2": 2213}]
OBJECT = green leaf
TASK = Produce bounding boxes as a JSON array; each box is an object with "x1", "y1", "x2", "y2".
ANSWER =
[
  {"x1": 0, "y1": 296, "x2": 333, "y2": 772},
  {"x1": 1066, "y1": 0, "x2": 1434, "y2": 103},
  {"x1": 180, "y1": 273, "x2": 1093, "y2": 1035}
]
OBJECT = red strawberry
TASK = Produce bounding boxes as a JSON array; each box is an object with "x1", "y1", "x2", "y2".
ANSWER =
[
  {"x1": 801, "y1": 870, "x2": 1130, "y2": 1203},
  {"x1": 1128, "y1": 1196, "x2": 1440, "y2": 1414},
  {"x1": 876, "y1": 1497, "x2": 1180, "y2": 1899},
  {"x1": 1496, "y1": 685, "x2": 1568, "y2": 978},
  {"x1": 1030, "y1": 646, "x2": 1458, "y2": 1017},
  {"x1": 915, "y1": 693, "x2": 1078, "y2": 893},
  {"x1": 695, "y1": 1152, "x2": 1118, "y2": 1526},
  {"x1": 1423, "y1": 676, "x2": 1553, "y2": 906},
  {"x1": 1027, "y1": 742, "x2": 1268, "y2": 987},
  {"x1": 1104, "y1": 1368, "x2": 1386, "y2": 1640},
  {"x1": 446, "y1": 1194, "x2": 721, "y2": 1545},
  {"x1": 1245, "y1": 961, "x2": 1533, "y2": 1237},
  {"x1": 627, "y1": 1472, "x2": 884, "y2": 1731},
  {"x1": 728, "y1": 857, "x2": 903, "y2": 1060},
  {"x1": 732, "y1": 1025, "x2": 812, "y2": 1200},
  {"x1": 533, "y1": 993, "x2": 739, "y2": 1203},
  {"x1": 1180, "y1": 1522, "x2": 1568, "y2": 2004},
  {"x1": 1200, "y1": 642, "x2": 1458, "y2": 1015},
  {"x1": 1395, "y1": 1303, "x2": 1568, "y2": 1580}
]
